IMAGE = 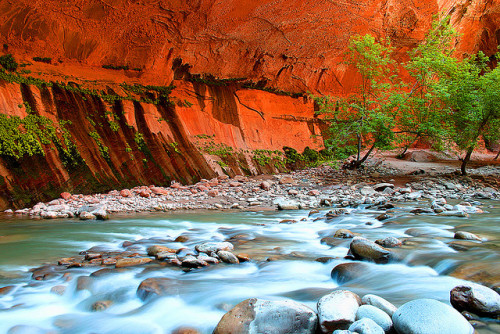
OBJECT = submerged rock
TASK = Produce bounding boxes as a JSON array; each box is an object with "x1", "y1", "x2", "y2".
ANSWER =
[
  {"x1": 450, "y1": 284, "x2": 500, "y2": 317},
  {"x1": 334, "y1": 229, "x2": 354, "y2": 239},
  {"x1": 331, "y1": 262, "x2": 370, "y2": 284},
  {"x1": 392, "y1": 299, "x2": 473, "y2": 334},
  {"x1": 317, "y1": 290, "x2": 361, "y2": 332},
  {"x1": 115, "y1": 257, "x2": 152, "y2": 268},
  {"x1": 136, "y1": 277, "x2": 177, "y2": 301},
  {"x1": 213, "y1": 298, "x2": 317, "y2": 334},
  {"x1": 454, "y1": 231, "x2": 482, "y2": 241}
]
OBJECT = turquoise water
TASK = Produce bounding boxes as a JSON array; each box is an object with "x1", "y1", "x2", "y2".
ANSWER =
[{"x1": 0, "y1": 203, "x2": 499, "y2": 333}]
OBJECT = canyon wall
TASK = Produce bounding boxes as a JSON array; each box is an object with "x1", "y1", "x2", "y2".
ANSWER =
[{"x1": 0, "y1": 0, "x2": 498, "y2": 208}]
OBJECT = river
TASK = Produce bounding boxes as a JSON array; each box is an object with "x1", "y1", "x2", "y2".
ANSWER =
[{"x1": 0, "y1": 201, "x2": 499, "y2": 333}]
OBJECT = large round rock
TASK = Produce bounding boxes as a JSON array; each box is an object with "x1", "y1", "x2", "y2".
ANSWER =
[
  {"x1": 331, "y1": 262, "x2": 370, "y2": 284},
  {"x1": 392, "y1": 299, "x2": 474, "y2": 334},
  {"x1": 450, "y1": 284, "x2": 500, "y2": 317},
  {"x1": 317, "y1": 290, "x2": 361, "y2": 332},
  {"x1": 356, "y1": 305, "x2": 392, "y2": 332},
  {"x1": 349, "y1": 237, "x2": 392, "y2": 263},
  {"x1": 213, "y1": 298, "x2": 317, "y2": 334}
]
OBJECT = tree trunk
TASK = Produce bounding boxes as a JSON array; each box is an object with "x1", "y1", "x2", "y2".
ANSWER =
[
  {"x1": 396, "y1": 146, "x2": 408, "y2": 159},
  {"x1": 461, "y1": 147, "x2": 474, "y2": 176},
  {"x1": 352, "y1": 142, "x2": 376, "y2": 169}
]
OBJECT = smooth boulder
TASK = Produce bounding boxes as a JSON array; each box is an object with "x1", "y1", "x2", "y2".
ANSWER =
[
  {"x1": 392, "y1": 299, "x2": 474, "y2": 334},
  {"x1": 317, "y1": 290, "x2": 361, "y2": 332},
  {"x1": 213, "y1": 298, "x2": 317, "y2": 334},
  {"x1": 450, "y1": 284, "x2": 500, "y2": 317},
  {"x1": 195, "y1": 242, "x2": 233, "y2": 254},
  {"x1": 349, "y1": 237, "x2": 393, "y2": 263},
  {"x1": 361, "y1": 294, "x2": 397, "y2": 317},
  {"x1": 331, "y1": 262, "x2": 370, "y2": 284},
  {"x1": 356, "y1": 305, "x2": 392, "y2": 332},
  {"x1": 348, "y1": 318, "x2": 384, "y2": 334}
]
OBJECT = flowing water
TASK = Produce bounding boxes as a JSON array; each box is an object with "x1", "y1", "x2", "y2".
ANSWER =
[{"x1": 0, "y1": 201, "x2": 499, "y2": 333}]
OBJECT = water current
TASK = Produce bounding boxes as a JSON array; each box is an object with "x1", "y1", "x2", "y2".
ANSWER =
[{"x1": 0, "y1": 201, "x2": 499, "y2": 333}]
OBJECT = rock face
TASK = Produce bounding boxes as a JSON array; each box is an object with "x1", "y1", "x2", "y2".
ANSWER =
[
  {"x1": 0, "y1": 0, "x2": 497, "y2": 209},
  {"x1": 317, "y1": 290, "x2": 361, "y2": 332},
  {"x1": 450, "y1": 284, "x2": 500, "y2": 317},
  {"x1": 213, "y1": 298, "x2": 317, "y2": 334},
  {"x1": 392, "y1": 299, "x2": 474, "y2": 334}
]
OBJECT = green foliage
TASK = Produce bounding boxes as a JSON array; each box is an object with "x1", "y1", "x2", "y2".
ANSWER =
[
  {"x1": 0, "y1": 103, "x2": 81, "y2": 165},
  {"x1": 169, "y1": 142, "x2": 180, "y2": 153},
  {"x1": 88, "y1": 130, "x2": 110, "y2": 160},
  {"x1": 0, "y1": 54, "x2": 18, "y2": 72},
  {"x1": 32, "y1": 57, "x2": 52, "y2": 64},
  {"x1": 252, "y1": 149, "x2": 283, "y2": 167},
  {"x1": 314, "y1": 35, "x2": 398, "y2": 168}
]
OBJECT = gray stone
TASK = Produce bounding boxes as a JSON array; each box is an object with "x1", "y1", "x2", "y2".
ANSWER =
[
  {"x1": 373, "y1": 183, "x2": 394, "y2": 191},
  {"x1": 217, "y1": 250, "x2": 239, "y2": 264},
  {"x1": 317, "y1": 290, "x2": 361, "y2": 332},
  {"x1": 349, "y1": 237, "x2": 393, "y2": 263},
  {"x1": 334, "y1": 229, "x2": 355, "y2": 239},
  {"x1": 79, "y1": 211, "x2": 96, "y2": 220},
  {"x1": 136, "y1": 277, "x2": 178, "y2": 301},
  {"x1": 213, "y1": 298, "x2": 317, "y2": 334},
  {"x1": 195, "y1": 242, "x2": 233, "y2": 254},
  {"x1": 356, "y1": 305, "x2": 392, "y2": 332},
  {"x1": 375, "y1": 237, "x2": 401, "y2": 248},
  {"x1": 450, "y1": 284, "x2": 500, "y2": 317},
  {"x1": 361, "y1": 294, "x2": 397, "y2": 317},
  {"x1": 392, "y1": 299, "x2": 473, "y2": 334},
  {"x1": 348, "y1": 318, "x2": 384, "y2": 334}
]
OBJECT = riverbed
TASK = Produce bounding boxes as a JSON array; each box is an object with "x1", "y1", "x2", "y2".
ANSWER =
[{"x1": 0, "y1": 201, "x2": 499, "y2": 333}]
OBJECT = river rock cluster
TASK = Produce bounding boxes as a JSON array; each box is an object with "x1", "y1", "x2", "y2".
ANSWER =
[
  {"x1": 5, "y1": 164, "x2": 499, "y2": 220},
  {"x1": 213, "y1": 289, "x2": 485, "y2": 334}
]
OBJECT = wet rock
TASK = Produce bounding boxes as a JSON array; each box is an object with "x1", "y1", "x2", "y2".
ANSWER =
[
  {"x1": 332, "y1": 331, "x2": 355, "y2": 334},
  {"x1": 236, "y1": 253, "x2": 250, "y2": 262},
  {"x1": 7, "y1": 325, "x2": 57, "y2": 334},
  {"x1": 360, "y1": 186, "x2": 377, "y2": 196},
  {"x1": 175, "y1": 235, "x2": 189, "y2": 243},
  {"x1": 450, "y1": 284, "x2": 500, "y2": 317},
  {"x1": 90, "y1": 268, "x2": 128, "y2": 277},
  {"x1": 375, "y1": 213, "x2": 392, "y2": 221},
  {"x1": 375, "y1": 237, "x2": 401, "y2": 248},
  {"x1": 181, "y1": 255, "x2": 208, "y2": 268},
  {"x1": 213, "y1": 298, "x2": 317, "y2": 334},
  {"x1": 278, "y1": 202, "x2": 300, "y2": 210},
  {"x1": 115, "y1": 257, "x2": 152, "y2": 268},
  {"x1": 195, "y1": 242, "x2": 233, "y2": 253},
  {"x1": 279, "y1": 219, "x2": 298, "y2": 224},
  {"x1": 317, "y1": 290, "x2": 361, "y2": 332},
  {"x1": 76, "y1": 276, "x2": 94, "y2": 292},
  {"x1": 331, "y1": 263, "x2": 370, "y2": 284},
  {"x1": 321, "y1": 237, "x2": 343, "y2": 247},
  {"x1": 156, "y1": 251, "x2": 178, "y2": 261},
  {"x1": 361, "y1": 294, "x2": 397, "y2": 317},
  {"x1": 349, "y1": 237, "x2": 392, "y2": 263},
  {"x1": 41, "y1": 211, "x2": 59, "y2": 219},
  {"x1": 91, "y1": 300, "x2": 112, "y2": 311},
  {"x1": 171, "y1": 327, "x2": 201, "y2": 334},
  {"x1": 356, "y1": 305, "x2": 392, "y2": 332},
  {"x1": 136, "y1": 277, "x2": 176, "y2": 301},
  {"x1": 147, "y1": 245, "x2": 176, "y2": 256},
  {"x1": 410, "y1": 207, "x2": 434, "y2": 214},
  {"x1": 217, "y1": 251, "x2": 239, "y2": 264},
  {"x1": 315, "y1": 257, "x2": 336, "y2": 263},
  {"x1": 0, "y1": 285, "x2": 15, "y2": 295},
  {"x1": 438, "y1": 210, "x2": 468, "y2": 218},
  {"x1": 448, "y1": 240, "x2": 478, "y2": 252},
  {"x1": 405, "y1": 227, "x2": 453, "y2": 238},
  {"x1": 31, "y1": 265, "x2": 62, "y2": 280},
  {"x1": 50, "y1": 285, "x2": 66, "y2": 295},
  {"x1": 392, "y1": 299, "x2": 473, "y2": 334},
  {"x1": 92, "y1": 207, "x2": 109, "y2": 220},
  {"x1": 348, "y1": 318, "x2": 384, "y2": 334},
  {"x1": 454, "y1": 231, "x2": 481, "y2": 241},
  {"x1": 334, "y1": 229, "x2": 354, "y2": 239}
]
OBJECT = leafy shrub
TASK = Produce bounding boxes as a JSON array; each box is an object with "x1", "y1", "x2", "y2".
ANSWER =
[{"x1": 0, "y1": 54, "x2": 18, "y2": 71}]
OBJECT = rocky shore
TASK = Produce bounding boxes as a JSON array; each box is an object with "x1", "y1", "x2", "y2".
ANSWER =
[{"x1": 5, "y1": 157, "x2": 500, "y2": 220}]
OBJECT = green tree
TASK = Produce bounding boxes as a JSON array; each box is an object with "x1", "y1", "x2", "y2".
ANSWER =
[
  {"x1": 314, "y1": 35, "x2": 399, "y2": 168},
  {"x1": 414, "y1": 18, "x2": 500, "y2": 174}
]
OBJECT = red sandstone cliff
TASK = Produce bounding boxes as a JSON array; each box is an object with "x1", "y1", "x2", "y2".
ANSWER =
[{"x1": 0, "y1": 0, "x2": 497, "y2": 208}]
